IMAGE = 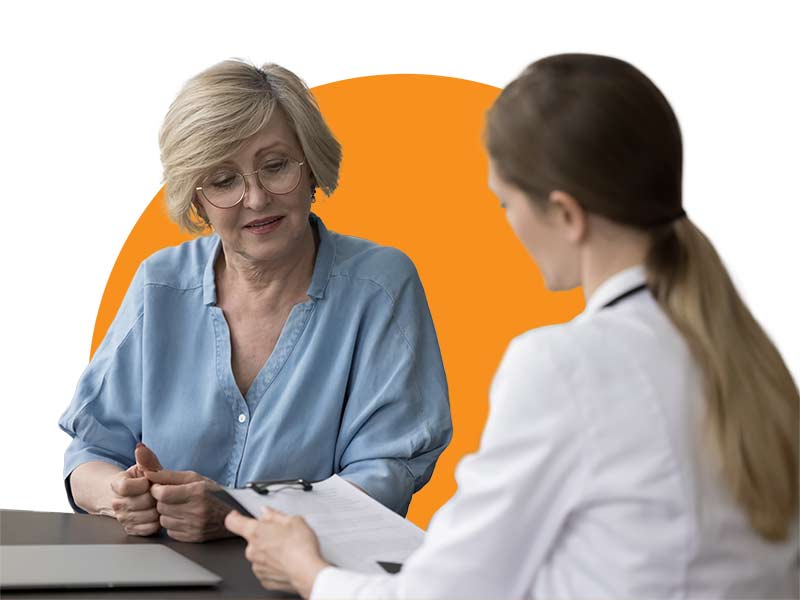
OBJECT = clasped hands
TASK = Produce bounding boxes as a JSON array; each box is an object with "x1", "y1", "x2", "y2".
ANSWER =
[
  {"x1": 108, "y1": 442, "x2": 230, "y2": 542},
  {"x1": 108, "y1": 442, "x2": 329, "y2": 595}
]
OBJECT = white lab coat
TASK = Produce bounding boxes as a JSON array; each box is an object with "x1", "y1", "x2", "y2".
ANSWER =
[{"x1": 312, "y1": 266, "x2": 799, "y2": 599}]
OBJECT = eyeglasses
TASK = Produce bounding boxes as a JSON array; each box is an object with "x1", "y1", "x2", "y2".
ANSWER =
[
  {"x1": 196, "y1": 157, "x2": 305, "y2": 209},
  {"x1": 245, "y1": 478, "x2": 314, "y2": 495}
]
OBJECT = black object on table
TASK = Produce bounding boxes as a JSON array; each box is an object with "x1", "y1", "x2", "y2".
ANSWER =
[{"x1": 0, "y1": 509, "x2": 297, "y2": 599}]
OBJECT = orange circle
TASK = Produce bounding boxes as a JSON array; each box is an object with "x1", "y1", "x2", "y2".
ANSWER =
[{"x1": 91, "y1": 75, "x2": 584, "y2": 529}]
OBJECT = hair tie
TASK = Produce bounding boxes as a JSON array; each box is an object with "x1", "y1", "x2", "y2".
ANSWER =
[{"x1": 647, "y1": 208, "x2": 686, "y2": 228}]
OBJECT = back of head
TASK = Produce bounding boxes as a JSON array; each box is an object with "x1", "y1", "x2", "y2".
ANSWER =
[
  {"x1": 487, "y1": 53, "x2": 684, "y2": 229},
  {"x1": 159, "y1": 59, "x2": 341, "y2": 233},
  {"x1": 486, "y1": 53, "x2": 799, "y2": 542}
]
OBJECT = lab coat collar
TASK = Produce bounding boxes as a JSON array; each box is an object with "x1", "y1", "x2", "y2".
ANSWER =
[{"x1": 582, "y1": 264, "x2": 648, "y2": 317}]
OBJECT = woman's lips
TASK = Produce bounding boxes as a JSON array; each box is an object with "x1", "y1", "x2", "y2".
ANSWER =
[{"x1": 244, "y1": 216, "x2": 284, "y2": 234}]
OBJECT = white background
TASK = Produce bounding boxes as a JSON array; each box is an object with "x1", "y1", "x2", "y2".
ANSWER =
[{"x1": 1, "y1": 1, "x2": 797, "y2": 512}]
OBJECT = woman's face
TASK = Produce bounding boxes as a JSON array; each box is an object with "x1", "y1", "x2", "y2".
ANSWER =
[
  {"x1": 488, "y1": 160, "x2": 580, "y2": 291},
  {"x1": 195, "y1": 106, "x2": 315, "y2": 267}
]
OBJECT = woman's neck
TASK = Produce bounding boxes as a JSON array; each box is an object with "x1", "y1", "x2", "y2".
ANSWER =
[
  {"x1": 217, "y1": 225, "x2": 317, "y2": 307},
  {"x1": 580, "y1": 217, "x2": 652, "y2": 301}
]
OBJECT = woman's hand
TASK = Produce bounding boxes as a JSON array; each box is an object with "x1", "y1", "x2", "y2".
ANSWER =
[
  {"x1": 225, "y1": 508, "x2": 331, "y2": 598},
  {"x1": 146, "y1": 469, "x2": 231, "y2": 542},
  {"x1": 108, "y1": 465, "x2": 160, "y2": 536}
]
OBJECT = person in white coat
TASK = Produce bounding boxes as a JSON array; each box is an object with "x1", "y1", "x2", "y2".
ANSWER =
[{"x1": 224, "y1": 53, "x2": 800, "y2": 599}]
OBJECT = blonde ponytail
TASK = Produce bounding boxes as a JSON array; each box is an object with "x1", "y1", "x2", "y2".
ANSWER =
[{"x1": 647, "y1": 219, "x2": 799, "y2": 541}]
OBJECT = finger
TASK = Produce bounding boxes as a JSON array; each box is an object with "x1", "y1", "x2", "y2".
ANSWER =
[
  {"x1": 112, "y1": 492, "x2": 156, "y2": 513},
  {"x1": 245, "y1": 541, "x2": 260, "y2": 563},
  {"x1": 262, "y1": 579, "x2": 294, "y2": 592},
  {"x1": 155, "y1": 500, "x2": 183, "y2": 518},
  {"x1": 121, "y1": 508, "x2": 160, "y2": 525},
  {"x1": 135, "y1": 442, "x2": 163, "y2": 471},
  {"x1": 225, "y1": 511, "x2": 260, "y2": 539},
  {"x1": 253, "y1": 564, "x2": 267, "y2": 577},
  {"x1": 150, "y1": 481, "x2": 200, "y2": 503},
  {"x1": 123, "y1": 521, "x2": 161, "y2": 536},
  {"x1": 156, "y1": 495, "x2": 216, "y2": 518},
  {"x1": 126, "y1": 464, "x2": 145, "y2": 478},
  {"x1": 253, "y1": 565, "x2": 294, "y2": 592},
  {"x1": 165, "y1": 529, "x2": 200, "y2": 543},
  {"x1": 255, "y1": 566, "x2": 291, "y2": 586},
  {"x1": 112, "y1": 474, "x2": 150, "y2": 497},
  {"x1": 146, "y1": 469, "x2": 202, "y2": 485},
  {"x1": 111, "y1": 494, "x2": 155, "y2": 515},
  {"x1": 159, "y1": 514, "x2": 188, "y2": 531}
]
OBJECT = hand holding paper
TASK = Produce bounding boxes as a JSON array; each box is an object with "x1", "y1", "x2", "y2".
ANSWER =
[
  {"x1": 226, "y1": 508, "x2": 330, "y2": 597},
  {"x1": 223, "y1": 476, "x2": 425, "y2": 597}
]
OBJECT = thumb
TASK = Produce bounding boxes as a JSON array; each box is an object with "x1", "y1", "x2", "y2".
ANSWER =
[
  {"x1": 135, "y1": 442, "x2": 162, "y2": 472},
  {"x1": 225, "y1": 510, "x2": 258, "y2": 539}
]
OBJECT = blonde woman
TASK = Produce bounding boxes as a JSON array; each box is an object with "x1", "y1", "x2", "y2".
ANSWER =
[
  {"x1": 58, "y1": 60, "x2": 452, "y2": 542},
  {"x1": 226, "y1": 54, "x2": 799, "y2": 598}
]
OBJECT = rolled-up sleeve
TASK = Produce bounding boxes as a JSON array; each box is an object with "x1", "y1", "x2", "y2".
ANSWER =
[
  {"x1": 335, "y1": 251, "x2": 452, "y2": 515},
  {"x1": 58, "y1": 265, "x2": 146, "y2": 511}
]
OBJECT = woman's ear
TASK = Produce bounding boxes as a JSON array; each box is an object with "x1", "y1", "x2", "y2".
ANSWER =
[
  {"x1": 309, "y1": 174, "x2": 319, "y2": 203},
  {"x1": 549, "y1": 190, "x2": 588, "y2": 244},
  {"x1": 193, "y1": 197, "x2": 211, "y2": 227}
]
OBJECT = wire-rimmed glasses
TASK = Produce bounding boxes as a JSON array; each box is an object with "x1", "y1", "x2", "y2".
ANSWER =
[{"x1": 195, "y1": 157, "x2": 306, "y2": 209}]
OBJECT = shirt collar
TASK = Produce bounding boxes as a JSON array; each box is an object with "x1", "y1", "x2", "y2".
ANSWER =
[
  {"x1": 582, "y1": 264, "x2": 647, "y2": 317},
  {"x1": 306, "y1": 213, "x2": 335, "y2": 300},
  {"x1": 202, "y1": 238, "x2": 221, "y2": 306},
  {"x1": 202, "y1": 212, "x2": 335, "y2": 306}
]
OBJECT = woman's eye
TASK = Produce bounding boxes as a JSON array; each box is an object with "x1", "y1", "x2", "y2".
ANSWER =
[
  {"x1": 209, "y1": 174, "x2": 237, "y2": 188},
  {"x1": 261, "y1": 159, "x2": 289, "y2": 174}
]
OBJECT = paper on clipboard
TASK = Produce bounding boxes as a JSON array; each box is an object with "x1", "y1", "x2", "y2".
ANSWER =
[{"x1": 225, "y1": 475, "x2": 424, "y2": 574}]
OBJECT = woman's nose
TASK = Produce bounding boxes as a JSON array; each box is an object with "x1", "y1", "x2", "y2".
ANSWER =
[{"x1": 242, "y1": 172, "x2": 272, "y2": 209}]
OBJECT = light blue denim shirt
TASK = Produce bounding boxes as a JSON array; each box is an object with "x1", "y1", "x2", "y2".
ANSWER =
[{"x1": 59, "y1": 214, "x2": 452, "y2": 515}]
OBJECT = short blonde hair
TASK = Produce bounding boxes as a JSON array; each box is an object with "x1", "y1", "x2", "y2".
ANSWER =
[{"x1": 159, "y1": 59, "x2": 342, "y2": 233}]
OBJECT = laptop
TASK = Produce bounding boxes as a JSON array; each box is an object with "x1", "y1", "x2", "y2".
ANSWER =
[{"x1": 0, "y1": 544, "x2": 222, "y2": 589}]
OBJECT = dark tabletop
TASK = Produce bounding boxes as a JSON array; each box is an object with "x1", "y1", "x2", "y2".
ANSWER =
[{"x1": 0, "y1": 509, "x2": 296, "y2": 599}]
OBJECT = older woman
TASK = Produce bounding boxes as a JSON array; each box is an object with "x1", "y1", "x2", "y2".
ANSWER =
[{"x1": 58, "y1": 60, "x2": 452, "y2": 542}]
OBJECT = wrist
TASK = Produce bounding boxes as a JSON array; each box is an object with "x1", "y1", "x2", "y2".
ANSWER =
[
  {"x1": 71, "y1": 464, "x2": 120, "y2": 516},
  {"x1": 290, "y1": 555, "x2": 330, "y2": 599}
]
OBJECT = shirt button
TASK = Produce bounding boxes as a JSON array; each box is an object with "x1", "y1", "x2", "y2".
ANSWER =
[{"x1": 238, "y1": 413, "x2": 247, "y2": 423}]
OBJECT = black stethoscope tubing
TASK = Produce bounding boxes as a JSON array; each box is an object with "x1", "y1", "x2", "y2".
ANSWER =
[{"x1": 600, "y1": 283, "x2": 648, "y2": 310}]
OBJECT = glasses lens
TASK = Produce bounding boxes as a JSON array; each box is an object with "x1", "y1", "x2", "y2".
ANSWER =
[
  {"x1": 201, "y1": 170, "x2": 244, "y2": 208},
  {"x1": 258, "y1": 158, "x2": 301, "y2": 194}
]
